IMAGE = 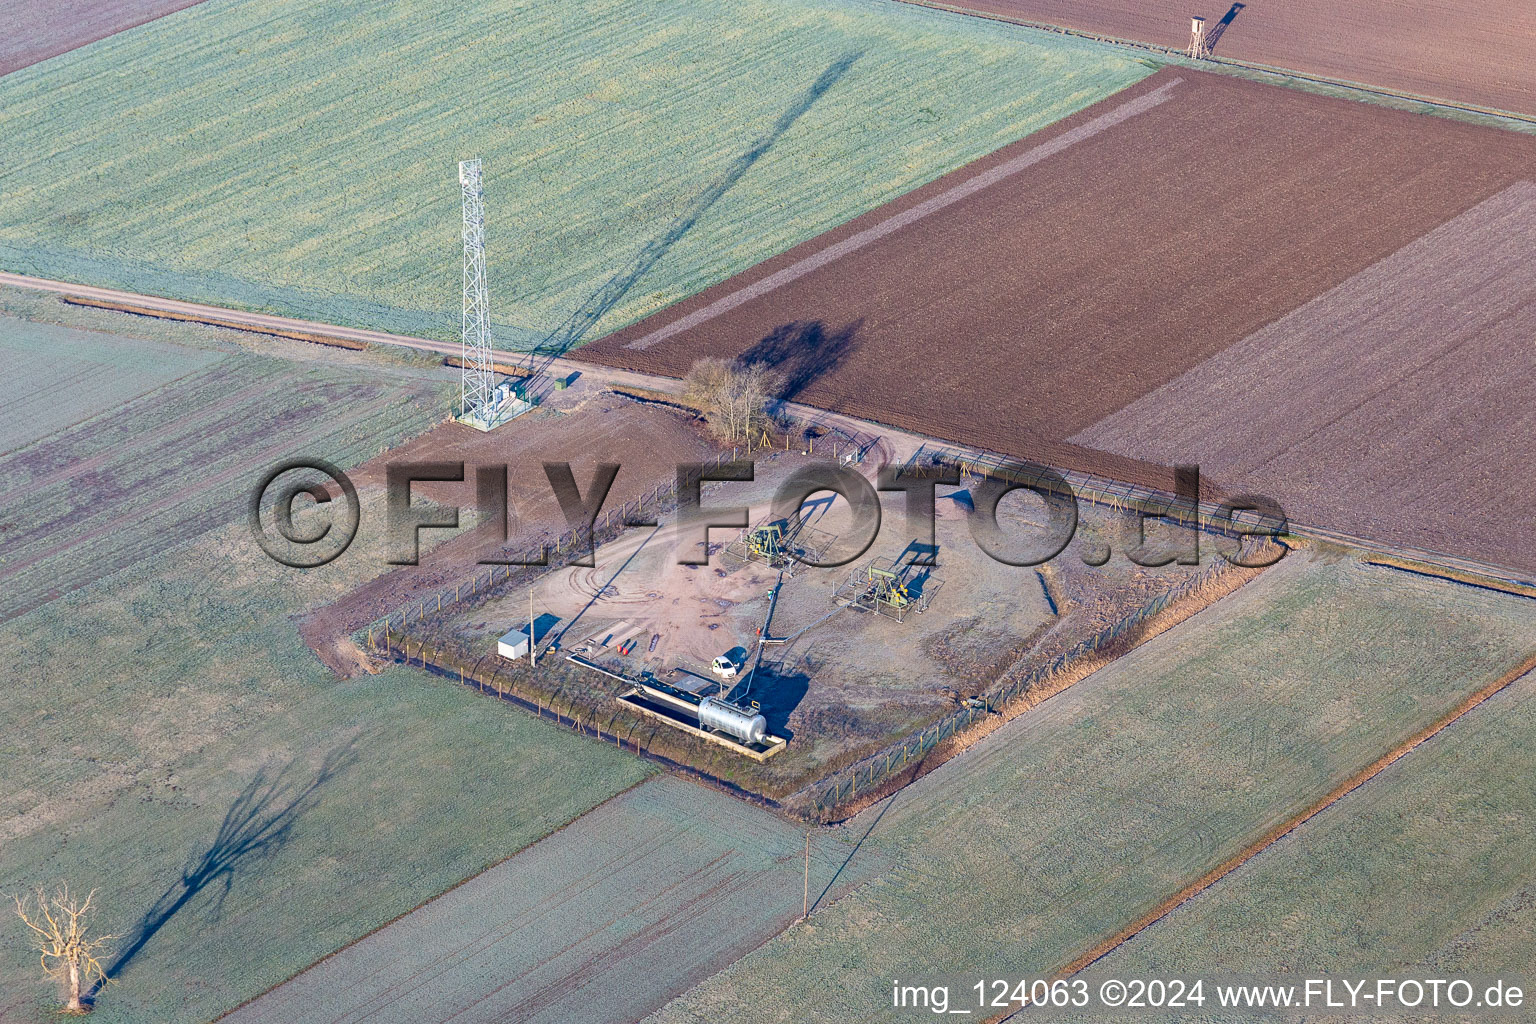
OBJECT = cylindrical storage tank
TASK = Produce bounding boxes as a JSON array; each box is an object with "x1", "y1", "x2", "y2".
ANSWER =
[{"x1": 698, "y1": 696, "x2": 767, "y2": 746}]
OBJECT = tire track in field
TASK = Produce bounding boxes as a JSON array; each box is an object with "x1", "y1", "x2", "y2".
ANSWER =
[
  {"x1": 311, "y1": 824, "x2": 699, "y2": 1024},
  {"x1": 0, "y1": 390, "x2": 404, "y2": 622},
  {"x1": 1023, "y1": 647, "x2": 1536, "y2": 1011},
  {"x1": 0, "y1": 371, "x2": 287, "y2": 506},
  {"x1": 221, "y1": 776, "x2": 885, "y2": 1024}
]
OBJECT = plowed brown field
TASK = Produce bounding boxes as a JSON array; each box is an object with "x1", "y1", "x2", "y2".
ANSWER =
[
  {"x1": 1072, "y1": 180, "x2": 1536, "y2": 574},
  {"x1": 0, "y1": 0, "x2": 207, "y2": 77},
  {"x1": 906, "y1": 0, "x2": 1536, "y2": 116},
  {"x1": 577, "y1": 69, "x2": 1536, "y2": 505}
]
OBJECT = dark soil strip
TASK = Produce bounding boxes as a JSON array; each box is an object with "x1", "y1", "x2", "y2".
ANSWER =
[{"x1": 63, "y1": 296, "x2": 367, "y2": 350}]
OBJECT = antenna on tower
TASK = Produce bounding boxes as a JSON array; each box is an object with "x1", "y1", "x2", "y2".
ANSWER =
[{"x1": 458, "y1": 158, "x2": 493, "y2": 423}]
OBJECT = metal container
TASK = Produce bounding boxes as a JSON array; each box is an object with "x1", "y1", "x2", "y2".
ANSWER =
[{"x1": 698, "y1": 696, "x2": 767, "y2": 746}]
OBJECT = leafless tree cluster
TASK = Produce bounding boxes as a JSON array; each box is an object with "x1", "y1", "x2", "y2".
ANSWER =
[
  {"x1": 13, "y1": 884, "x2": 114, "y2": 1013},
  {"x1": 682, "y1": 357, "x2": 784, "y2": 442}
]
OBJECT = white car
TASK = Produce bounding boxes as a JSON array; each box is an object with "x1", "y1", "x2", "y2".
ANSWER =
[{"x1": 710, "y1": 654, "x2": 740, "y2": 679}]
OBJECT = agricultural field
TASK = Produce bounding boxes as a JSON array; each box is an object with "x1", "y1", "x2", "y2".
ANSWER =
[
  {"x1": 0, "y1": 0, "x2": 1151, "y2": 346},
  {"x1": 0, "y1": 0, "x2": 207, "y2": 77},
  {"x1": 912, "y1": 0, "x2": 1536, "y2": 116},
  {"x1": 0, "y1": 296, "x2": 655, "y2": 1023},
  {"x1": 0, "y1": 311, "x2": 447, "y2": 623},
  {"x1": 0, "y1": 317, "x2": 220, "y2": 453},
  {"x1": 8, "y1": 1, "x2": 1535, "y2": 1018},
  {"x1": 652, "y1": 550, "x2": 1536, "y2": 1022},
  {"x1": 1072, "y1": 180, "x2": 1536, "y2": 575},
  {"x1": 579, "y1": 68, "x2": 1536, "y2": 572},
  {"x1": 224, "y1": 775, "x2": 886, "y2": 1024},
  {"x1": 410, "y1": 450, "x2": 1213, "y2": 801},
  {"x1": 1093, "y1": 667, "x2": 1536, "y2": 1007}
]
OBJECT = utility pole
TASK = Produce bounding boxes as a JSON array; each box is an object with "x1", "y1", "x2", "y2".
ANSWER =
[{"x1": 802, "y1": 828, "x2": 811, "y2": 921}]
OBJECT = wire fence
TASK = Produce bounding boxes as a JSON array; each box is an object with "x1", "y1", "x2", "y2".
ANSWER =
[
  {"x1": 364, "y1": 627, "x2": 653, "y2": 754},
  {"x1": 365, "y1": 449, "x2": 749, "y2": 638},
  {"x1": 368, "y1": 418, "x2": 1270, "y2": 821},
  {"x1": 902, "y1": 443, "x2": 1286, "y2": 538},
  {"x1": 366, "y1": 414, "x2": 878, "y2": 640},
  {"x1": 801, "y1": 546, "x2": 1260, "y2": 818}
]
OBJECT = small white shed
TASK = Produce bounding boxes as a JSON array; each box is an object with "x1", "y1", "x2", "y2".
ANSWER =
[{"x1": 497, "y1": 626, "x2": 531, "y2": 660}]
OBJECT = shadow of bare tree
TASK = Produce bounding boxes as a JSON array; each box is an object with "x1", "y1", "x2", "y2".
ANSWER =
[
  {"x1": 93, "y1": 742, "x2": 359, "y2": 993},
  {"x1": 528, "y1": 52, "x2": 861, "y2": 373},
  {"x1": 740, "y1": 318, "x2": 862, "y2": 403}
]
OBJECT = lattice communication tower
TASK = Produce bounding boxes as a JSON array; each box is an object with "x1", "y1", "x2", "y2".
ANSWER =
[{"x1": 458, "y1": 158, "x2": 493, "y2": 418}]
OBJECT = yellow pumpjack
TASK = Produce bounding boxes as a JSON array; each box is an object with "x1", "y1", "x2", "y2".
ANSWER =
[{"x1": 865, "y1": 565, "x2": 911, "y2": 610}]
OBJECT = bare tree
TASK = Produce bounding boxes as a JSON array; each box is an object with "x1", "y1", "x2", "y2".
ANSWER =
[
  {"x1": 681, "y1": 357, "x2": 734, "y2": 426},
  {"x1": 13, "y1": 884, "x2": 115, "y2": 1013},
  {"x1": 682, "y1": 358, "x2": 784, "y2": 443},
  {"x1": 731, "y1": 361, "x2": 785, "y2": 443}
]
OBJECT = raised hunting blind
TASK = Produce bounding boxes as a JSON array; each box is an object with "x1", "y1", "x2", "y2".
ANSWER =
[{"x1": 1188, "y1": 16, "x2": 1211, "y2": 59}]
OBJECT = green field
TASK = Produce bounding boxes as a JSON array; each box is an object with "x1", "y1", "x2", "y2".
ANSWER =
[
  {"x1": 652, "y1": 552, "x2": 1536, "y2": 1023},
  {"x1": 225, "y1": 776, "x2": 885, "y2": 1024},
  {"x1": 0, "y1": 497, "x2": 656, "y2": 1024},
  {"x1": 1095, "y1": 669, "x2": 1536, "y2": 1000},
  {"x1": 0, "y1": 318, "x2": 221, "y2": 453},
  {"x1": 0, "y1": 309, "x2": 448, "y2": 623},
  {"x1": 0, "y1": 306, "x2": 656, "y2": 1023},
  {"x1": 0, "y1": 0, "x2": 1150, "y2": 347}
]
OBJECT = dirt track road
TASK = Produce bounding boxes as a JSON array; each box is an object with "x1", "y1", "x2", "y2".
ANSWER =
[
  {"x1": 0, "y1": 270, "x2": 673, "y2": 396},
  {"x1": 0, "y1": 270, "x2": 900, "y2": 466},
  {"x1": 6, "y1": 267, "x2": 1532, "y2": 588}
]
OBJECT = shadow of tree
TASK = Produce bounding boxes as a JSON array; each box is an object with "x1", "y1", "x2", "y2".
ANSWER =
[
  {"x1": 528, "y1": 52, "x2": 862, "y2": 371},
  {"x1": 94, "y1": 742, "x2": 359, "y2": 992},
  {"x1": 740, "y1": 318, "x2": 862, "y2": 402}
]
